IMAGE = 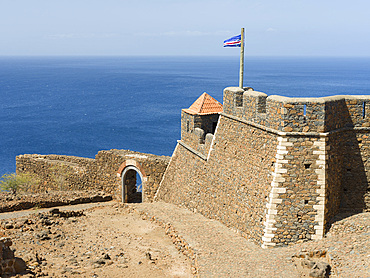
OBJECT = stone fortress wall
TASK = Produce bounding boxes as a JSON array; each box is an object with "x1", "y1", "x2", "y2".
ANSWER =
[
  {"x1": 16, "y1": 150, "x2": 170, "y2": 202},
  {"x1": 156, "y1": 87, "x2": 370, "y2": 248},
  {"x1": 15, "y1": 86, "x2": 370, "y2": 249}
]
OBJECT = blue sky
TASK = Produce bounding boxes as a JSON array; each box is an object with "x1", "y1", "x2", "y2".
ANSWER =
[{"x1": 1, "y1": 0, "x2": 369, "y2": 56}]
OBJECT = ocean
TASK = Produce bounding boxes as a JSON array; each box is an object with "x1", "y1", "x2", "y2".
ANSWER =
[{"x1": 1, "y1": 56, "x2": 370, "y2": 176}]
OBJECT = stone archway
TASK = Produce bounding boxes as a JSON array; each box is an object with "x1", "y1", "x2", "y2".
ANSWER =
[
  {"x1": 117, "y1": 159, "x2": 148, "y2": 203},
  {"x1": 121, "y1": 166, "x2": 143, "y2": 203}
]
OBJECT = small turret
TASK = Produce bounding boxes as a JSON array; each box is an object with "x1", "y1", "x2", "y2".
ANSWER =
[{"x1": 181, "y1": 92, "x2": 223, "y2": 151}]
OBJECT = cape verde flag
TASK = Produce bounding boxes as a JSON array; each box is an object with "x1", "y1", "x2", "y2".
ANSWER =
[{"x1": 223, "y1": 34, "x2": 241, "y2": 47}]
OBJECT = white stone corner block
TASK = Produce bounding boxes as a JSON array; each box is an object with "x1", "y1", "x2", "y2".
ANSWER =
[
  {"x1": 271, "y1": 187, "x2": 286, "y2": 194},
  {"x1": 313, "y1": 205, "x2": 324, "y2": 210},
  {"x1": 277, "y1": 137, "x2": 288, "y2": 142},
  {"x1": 279, "y1": 141, "x2": 293, "y2": 147},
  {"x1": 268, "y1": 209, "x2": 278, "y2": 215},
  {"x1": 276, "y1": 168, "x2": 288, "y2": 174},
  {"x1": 311, "y1": 234, "x2": 323, "y2": 240},
  {"x1": 277, "y1": 149, "x2": 288, "y2": 155},
  {"x1": 262, "y1": 233, "x2": 275, "y2": 238},
  {"x1": 270, "y1": 198, "x2": 283, "y2": 204}
]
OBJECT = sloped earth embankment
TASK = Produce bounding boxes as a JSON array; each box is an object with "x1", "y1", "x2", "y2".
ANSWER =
[{"x1": 0, "y1": 191, "x2": 112, "y2": 213}]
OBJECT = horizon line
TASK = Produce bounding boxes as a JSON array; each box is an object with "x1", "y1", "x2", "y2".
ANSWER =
[{"x1": 1, "y1": 54, "x2": 370, "y2": 58}]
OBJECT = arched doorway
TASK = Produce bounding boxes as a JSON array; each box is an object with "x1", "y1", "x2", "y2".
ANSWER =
[{"x1": 121, "y1": 166, "x2": 143, "y2": 203}]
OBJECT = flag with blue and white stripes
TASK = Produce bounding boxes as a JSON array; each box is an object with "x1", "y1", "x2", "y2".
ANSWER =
[{"x1": 223, "y1": 34, "x2": 241, "y2": 47}]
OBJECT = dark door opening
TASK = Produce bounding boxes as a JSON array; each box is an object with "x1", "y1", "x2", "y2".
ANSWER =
[{"x1": 122, "y1": 168, "x2": 142, "y2": 203}]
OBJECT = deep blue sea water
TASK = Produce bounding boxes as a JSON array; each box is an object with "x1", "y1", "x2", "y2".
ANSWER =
[{"x1": 1, "y1": 56, "x2": 370, "y2": 176}]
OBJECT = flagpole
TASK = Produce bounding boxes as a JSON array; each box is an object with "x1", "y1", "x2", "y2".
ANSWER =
[{"x1": 239, "y1": 27, "x2": 245, "y2": 88}]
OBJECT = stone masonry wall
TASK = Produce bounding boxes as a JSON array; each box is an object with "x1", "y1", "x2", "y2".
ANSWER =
[
  {"x1": 222, "y1": 88, "x2": 370, "y2": 212},
  {"x1": 94, "y1": 149, "x2": 170, "y2": 202},
  {"x1": 16, "y1": 154, "x2": 95, "y2": 192},
  {"x1": 16, "y1": 150, "x2": 170, "y2": 202},
  {"x1": 324, "y1": 128, "x2": 370, "y2": 219},
  {"x1": 339, "y1": 130, "x2": 370, "y2": 211},
  {"x1": 262, "y1": 135, "x2": 326, "y2": 247},
  {"x1": 157, "y1": 114, "x2": 278, "y2": 244},
  {"x1": 325, "y1": 132, "x2": 343, "y2": 226}
]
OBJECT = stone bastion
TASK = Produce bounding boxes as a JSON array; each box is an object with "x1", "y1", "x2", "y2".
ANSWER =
[
  {"x1": 156, "y1": 87, "x2": 370, "y2": 248},
  {"x1": 16, "y1": 86, "x2": 370, "y2": 248}
]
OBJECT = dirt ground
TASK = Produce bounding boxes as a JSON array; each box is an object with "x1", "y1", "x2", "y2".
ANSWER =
[
  {"x1": 0, "y1": 191, "x2": 369, "y2": 277},
  {"x1": 1, "y1": 202, "x2": 192, "y2": 278}
]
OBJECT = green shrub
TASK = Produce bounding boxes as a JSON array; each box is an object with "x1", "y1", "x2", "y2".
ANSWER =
[{"x1": 0, "y1": 173, "x2": 38, "y2": 195}]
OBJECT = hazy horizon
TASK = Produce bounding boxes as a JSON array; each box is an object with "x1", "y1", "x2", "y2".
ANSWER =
[
  {"x1": 1, "y1": 0, "x2": 369, "y2": 57},
  {"x1": 1, "y1": 55, "x2": 370, "y2": 58}
]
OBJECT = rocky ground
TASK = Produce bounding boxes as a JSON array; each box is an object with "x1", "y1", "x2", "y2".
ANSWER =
[
  {"x1": 1, "y1": 203, "x2": 192, "y2": 278},
  {"x1": 288, "y1": 211, "x2": 370, "y2": 277},
  {"x1": 0, "y1": 191, "x2": 369, "y2": 277}
]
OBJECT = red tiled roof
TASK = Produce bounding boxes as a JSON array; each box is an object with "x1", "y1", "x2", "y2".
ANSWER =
[{"x1": 183, "y1": 92, "x2": 223, "y2": 115}]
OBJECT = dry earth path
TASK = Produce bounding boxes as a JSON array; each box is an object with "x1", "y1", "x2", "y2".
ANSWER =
[
  {"x1": 136, "y1": 202, "x2": 298, "y2": 278},
  {"x1": 1, "y1": 200, "x2": 369, "y2": 277},
  {"x1": 136, "y1": 202, "x2": 370, "y2": 278}
]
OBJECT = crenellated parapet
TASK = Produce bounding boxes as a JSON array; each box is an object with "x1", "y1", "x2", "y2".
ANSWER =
[{"x1": 223, "y1": 87, "x2": 370, "y2": 133}]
